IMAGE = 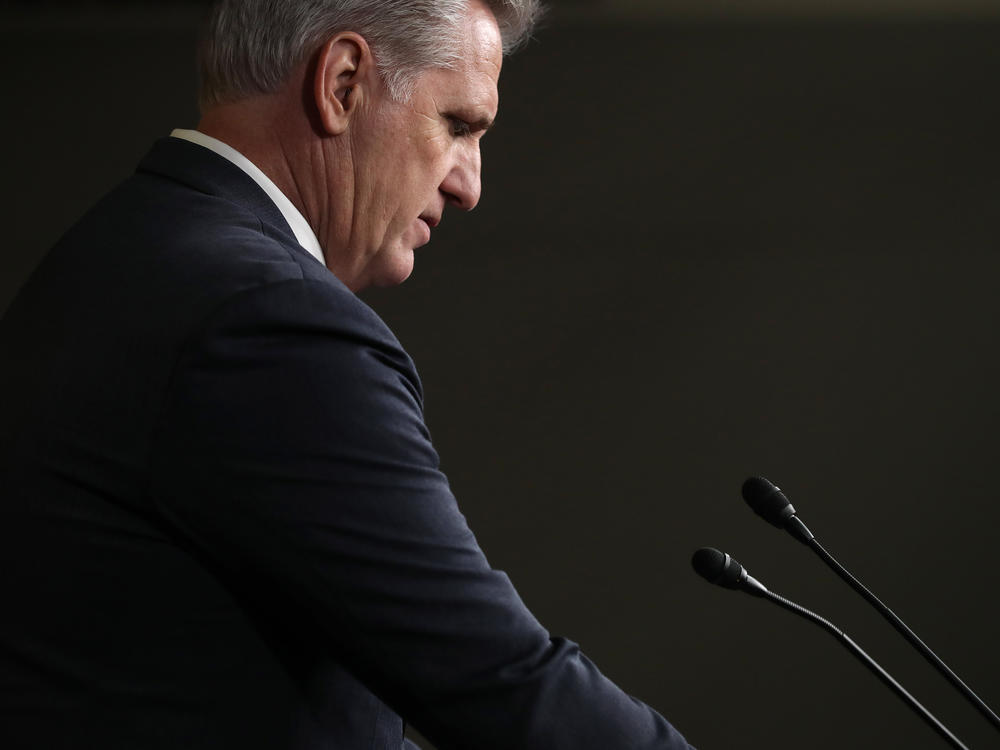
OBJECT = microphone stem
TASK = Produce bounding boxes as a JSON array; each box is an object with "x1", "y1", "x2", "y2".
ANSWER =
[
  {"x1": 757, "y1": 588, "x2": 971, "y2": 750},
  {"x1": 805, "y1": 535, "x2": 1000, "y2": 733}
]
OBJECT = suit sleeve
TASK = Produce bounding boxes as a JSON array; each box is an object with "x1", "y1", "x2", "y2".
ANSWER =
[{"x1": 148, "y1": 278, "x2": 694, "y2": 750}]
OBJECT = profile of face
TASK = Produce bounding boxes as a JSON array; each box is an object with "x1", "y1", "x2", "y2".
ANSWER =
[{"x1": 327, "y1": 0, "x2": 503, "y2": 291}]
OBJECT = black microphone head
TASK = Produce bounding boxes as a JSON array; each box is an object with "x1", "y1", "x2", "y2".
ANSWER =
[
  {"x1": 691, "y1": 547, "x2": 746, "y2": 590},
  {"x1": 742, "y1": 476, "x2": 796, "y2": 529}
]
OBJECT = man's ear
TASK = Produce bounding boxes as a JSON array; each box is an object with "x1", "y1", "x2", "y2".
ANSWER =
[{"x1": 313, "y1": 32, "x2": 372, "y2": 136}]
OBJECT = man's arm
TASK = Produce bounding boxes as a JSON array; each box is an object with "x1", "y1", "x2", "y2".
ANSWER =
[{"x1": 149, "y1": 277, "x2": 694, "y2": 749}]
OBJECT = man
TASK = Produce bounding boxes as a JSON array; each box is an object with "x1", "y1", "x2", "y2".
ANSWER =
[{"x1": 0, "y1": 1, "x2": 694, "y2": 748}]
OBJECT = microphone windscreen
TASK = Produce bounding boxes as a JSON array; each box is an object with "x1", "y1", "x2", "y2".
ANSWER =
[
  {"x1": 742, "y1": 476, "x2": 795, "y2": 528},
  {"x1": 691, "y1": 547, "x2": 727, "y2": 583}
]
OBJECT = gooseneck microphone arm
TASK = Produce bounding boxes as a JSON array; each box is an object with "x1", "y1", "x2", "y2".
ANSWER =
[
  {"x1": 742, "y1": 476, "x2": 1000, "y2": 733},
  {"x1": 692, "y1": 548, "x2": 970, "y2": 750},
  {"x1": 809, "y1": 537, "x2": 1000, "y2": 728}
]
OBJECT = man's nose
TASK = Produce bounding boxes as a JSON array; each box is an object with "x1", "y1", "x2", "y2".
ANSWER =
[{"x1": 440, "y1": 145, "x2": 482, "y2": 211}]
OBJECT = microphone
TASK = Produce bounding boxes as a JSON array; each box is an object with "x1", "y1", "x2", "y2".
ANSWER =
[
  {"x1": 691, "y1": 547, "x2": 970, "y2": 750},
  {"x1": 690, "y1": 547, "x2": 767, "y2": 596},
  {"x1": 741, "y1": 476, "x2": 814, "y2": 543},
  {"x1": 741, "y1": 476, "x2": 1000, "y2": 733}
]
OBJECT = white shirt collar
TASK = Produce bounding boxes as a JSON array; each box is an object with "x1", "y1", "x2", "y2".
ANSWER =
[{"x1": 169, "y1": 128, "x2": 325, "y2": 267}]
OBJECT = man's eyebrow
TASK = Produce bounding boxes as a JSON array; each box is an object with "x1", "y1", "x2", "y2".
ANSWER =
[
  {"x1": 471, "y1": 116, "x2": 495, "y2": 133},
  {"x1": 448, "y1": 111, "x2": 495, "y2": 133}
]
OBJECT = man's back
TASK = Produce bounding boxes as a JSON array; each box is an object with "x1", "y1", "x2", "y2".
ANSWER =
[{"x1": 0, "y1": 138, "x2": 416, "y2": 747}]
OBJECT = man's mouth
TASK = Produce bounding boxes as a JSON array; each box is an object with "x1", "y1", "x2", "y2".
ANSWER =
[{"x1": 414, "y1": 214, "x2": 440, "y2": 248}]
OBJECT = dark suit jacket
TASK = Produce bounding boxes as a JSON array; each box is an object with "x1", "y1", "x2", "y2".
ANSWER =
[{"x1": 0, "y1": 137, "x2": 693, "y2": 749}]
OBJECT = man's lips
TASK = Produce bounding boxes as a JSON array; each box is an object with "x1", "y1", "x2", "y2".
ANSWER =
[{"x1": 415, "y1": 214, "x2": 440, "y2": 248}]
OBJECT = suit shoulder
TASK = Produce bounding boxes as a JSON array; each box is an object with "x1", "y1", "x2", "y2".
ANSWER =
[
  {"x1": 111, "y1": 169, "x2": 322, "y2": 284},
  {"x1": 28, "y1": 166, "x2": 341, "y2": 323},
  {"x1": 194, "y1": 276, "x2": 408, "y2": 368}
]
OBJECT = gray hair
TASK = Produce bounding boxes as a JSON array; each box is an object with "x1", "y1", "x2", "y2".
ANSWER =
[{"x1": 198, "y1": 0, "x2": 543, "y2": 108}]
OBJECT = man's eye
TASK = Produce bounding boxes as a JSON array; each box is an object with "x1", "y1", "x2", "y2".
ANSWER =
[{"x1": 449, "y1": 117, "x2": 472, "y2": 137}]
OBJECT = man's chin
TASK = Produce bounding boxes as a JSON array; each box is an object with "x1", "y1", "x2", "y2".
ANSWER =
[{"x1": 369, "y1": 249, "x2": 415, "y2": 290}]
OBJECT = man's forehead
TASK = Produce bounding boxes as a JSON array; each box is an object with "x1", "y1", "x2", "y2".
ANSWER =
[{"x1": 457, "y1": 0, "x2": 504, "y2": 70}]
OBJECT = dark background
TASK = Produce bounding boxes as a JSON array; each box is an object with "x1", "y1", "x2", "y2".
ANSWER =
[{"x1": 2, "y1": 2, "x2": 998, "y2": 748}]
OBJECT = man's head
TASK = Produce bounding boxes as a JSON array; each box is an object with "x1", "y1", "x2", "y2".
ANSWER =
[{"x1": 196, "y1": 0, "x2": 541, "y2": 291}]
